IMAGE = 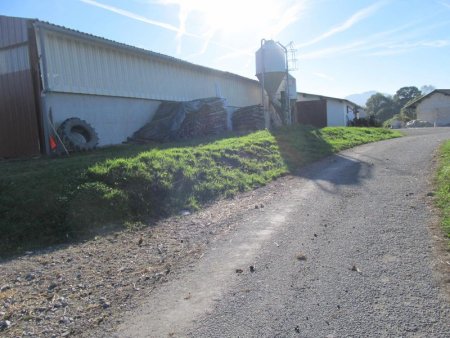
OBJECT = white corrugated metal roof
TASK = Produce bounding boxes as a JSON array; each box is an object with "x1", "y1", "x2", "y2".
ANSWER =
[
  {"x1": 28, "y1": 18, "x2": 258, "y2": 85},
  {"x1": 298, "y1": 91, "x2": 361, "y2": 109}
]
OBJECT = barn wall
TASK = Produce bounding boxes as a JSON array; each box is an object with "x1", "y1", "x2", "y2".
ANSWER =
[
  {"x1": 42, "y1": 93, "x2": 161, "y2": 146},
  {"x1": 295, "y1": 100, "x2": 327, "y2": 128},
  {"x1": 416, "y1": 93, "x2": 450, "y2": 126},
  {"x1": 0, "y1": 16, "x2": 41, "y2": 158},
  {"x1": 40, "y1": 28, "x2": 261, "y2": 107}
]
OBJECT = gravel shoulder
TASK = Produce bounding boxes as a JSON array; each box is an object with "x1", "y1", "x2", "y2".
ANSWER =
[{"x1": 1, "y1": 128, "x2": 449, "y2": 337}]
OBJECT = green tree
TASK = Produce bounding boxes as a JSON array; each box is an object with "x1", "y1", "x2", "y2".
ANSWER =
[
  {"x1": 366, "y1": 93, "x2": 396, "y2": 123},
  {"x1": 393, "y1": 86, "x2": 422, "y2": 110}
]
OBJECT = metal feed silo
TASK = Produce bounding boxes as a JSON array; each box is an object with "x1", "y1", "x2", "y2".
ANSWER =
[
  {"x1": 256, "y1": 39, "x2": 294, "y2": 126},
  {"x1": 255, "y1": 40, "x2": 287, "y2": 101}
]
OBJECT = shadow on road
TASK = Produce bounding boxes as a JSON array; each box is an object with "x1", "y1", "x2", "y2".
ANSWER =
[
  {"x1": 273, "y1": 126, "x2": 374, "y2": 194},
  {"x1": 296, "y1": 153, "x2": 374, "y2": 194}
]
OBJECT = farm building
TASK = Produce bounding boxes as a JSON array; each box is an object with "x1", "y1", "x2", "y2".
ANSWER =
[
  {"x1": 294, "y1": 92, "x2": 361, "y2": 128},
  {"x1": 0, "y1": 15, "x2": 262, "y2": 158},
  {"x1": 404, "y1": 89, "x2": 450, "y2": 127}
]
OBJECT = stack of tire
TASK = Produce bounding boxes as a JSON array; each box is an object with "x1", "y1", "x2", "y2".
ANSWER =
[{"x1": 57, "y1": 117, "x2": 99, "y2": 152}]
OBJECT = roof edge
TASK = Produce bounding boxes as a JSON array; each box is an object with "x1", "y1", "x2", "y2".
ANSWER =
[
  {"x1": 297, "y1": 91, "x2": 362, "y2": 109},
  {"x1": 7, "y1": 15, "x2": 260, "y2": 85},
  {"x1": 404, "y1": 89, "x2": 450, "y2": 109}
]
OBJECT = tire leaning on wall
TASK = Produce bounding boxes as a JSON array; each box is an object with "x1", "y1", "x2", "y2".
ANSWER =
[{"x1": 57, "y1": 117, "x2": 99, "y2": 152}]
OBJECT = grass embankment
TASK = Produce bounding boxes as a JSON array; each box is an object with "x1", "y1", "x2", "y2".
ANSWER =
[
  {"x1": 436, "y1": 140, "x2": 450, "y2": 239},
  {"x1": 0, "y1": 126, "x2": 401, "y2": 257}
]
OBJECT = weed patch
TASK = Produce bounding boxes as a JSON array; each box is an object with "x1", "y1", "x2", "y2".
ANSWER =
[{"x1": 436, "y1": 140, "x2": 450, "y2": 239}]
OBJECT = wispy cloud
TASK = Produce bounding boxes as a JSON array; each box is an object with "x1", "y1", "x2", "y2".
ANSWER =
[
  {"x1": 80, "y1": 0, "x2": 185, "y2": 35},
  {"x1": 157, "y1": 0, "x2": 306, "y2": 56},
  {"x1": 297, "y1": 1, "x2": 387, "y2": 48},
  {"x1": 365, "y1": 39, "x2": 450, "y2": 56},
  {"x1": 299, "y1": 14, "x2": 450, "y2": 60},
  {"x1": 300, "y1": 40, "x2": 367, "y2": 59},
  {"x1": 312, "y1": 72, "x2": 334, "y2": 81},
  {"x1": 175, "y1": 4, "x2": 189, "y2": 54},
  {"x1": 264, "y1": 2, "x2": 306, "y2": 38},
  {"x1": 80, "y1": 0, "x2": 246, "y2": 55},
  {"x1": 439, "y1": 1, "x2": 450, "y2": 9},
  {"x1": 216, "y1": 49, "x2": 254, "y2": 62}
]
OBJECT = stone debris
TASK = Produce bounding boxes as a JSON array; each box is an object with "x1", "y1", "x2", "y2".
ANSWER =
[
  {"x1": 0, "y1": 320, "x2": 11, "y2": 331},
  {"x1": 351, "y1": 265, "x2": 361, "y2": 273},
  {"x1": 0, "y1": 284, "x2": 11, "y2": 292},
  {"x1": 296, "y1": 253, "x2": 307, "y2": 261}
]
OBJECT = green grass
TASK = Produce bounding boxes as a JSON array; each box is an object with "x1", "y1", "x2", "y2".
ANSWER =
[
  {"x1": 0, "y1": 126, "x2": 401, "y2": 257},
  {"x1": 436, "y1": 140, "x2": 450, "y2": 240}
]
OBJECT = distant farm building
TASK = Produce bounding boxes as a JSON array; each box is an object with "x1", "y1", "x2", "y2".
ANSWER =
[
  {"x1": 295, "y1": 92, "x2": 361, "y2": 128},
  {"x1": 404, "y1": 89, "x2": 450, "y2": 127}
]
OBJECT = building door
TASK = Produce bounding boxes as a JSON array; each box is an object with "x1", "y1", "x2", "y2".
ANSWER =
[{"x1": 295, "y1": 100, "x2": 327, "y2": 128}]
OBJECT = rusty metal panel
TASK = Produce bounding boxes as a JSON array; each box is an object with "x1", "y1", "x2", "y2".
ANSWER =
[
  {"x1": 0, "y1": 70, "x2": 41, "y2": 158},
  {"x1": 0, "y1": 16, "x2": 41, "y2": 158}
]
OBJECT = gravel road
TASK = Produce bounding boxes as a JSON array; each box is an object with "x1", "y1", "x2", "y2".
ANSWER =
[{"x1": 116, "y1": 128, "x2": 450, "y2": 338}]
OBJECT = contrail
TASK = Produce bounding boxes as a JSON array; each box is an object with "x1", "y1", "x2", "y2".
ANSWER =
[{"x1": 297, "y1": 1, "x2": 387, "y2": 48}]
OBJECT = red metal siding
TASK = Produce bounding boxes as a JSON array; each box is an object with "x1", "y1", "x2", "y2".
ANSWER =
[
  {"x1": 295, "y1": 100, "x2": 327, "y2": 128},
  {"x1": 0, "y1": 16, "x2": 41, "y2": 158}
]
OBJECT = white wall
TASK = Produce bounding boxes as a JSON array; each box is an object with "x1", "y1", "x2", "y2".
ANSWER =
[
  {"x1": 416, "y1": 93, "x2": 450, "y2": 126},
  {"x1": 43, "y1": 93, "x2": 161, "y2": 146},
  {"x1": 40, "y1": 28, "x2": 261, "y2": 107},
  {"x1": 326, "y1": 100, "x2": 347, "y2": 126},
  {"x1": 297, "y1": 93, "x2": 321, "y2": 102}
]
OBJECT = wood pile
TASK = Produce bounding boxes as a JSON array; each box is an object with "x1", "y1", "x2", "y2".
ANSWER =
[
  {"x1": 129, "y1": 97, "x2": 228, "y2": 143},
  {"x1": 232, "y1": 105, "x2": 266, "y2": 132},
  {"x1": 177, "y1": 98, "x2": 228, "y2": 139}
]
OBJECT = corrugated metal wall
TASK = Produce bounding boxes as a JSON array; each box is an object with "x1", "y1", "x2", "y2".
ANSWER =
[
  {"x1": 41, "y1": 29, "x2": 260, "y2": 107},
  {"x1": 0, "y1": 16, "x2": 41, "y2": 158}
]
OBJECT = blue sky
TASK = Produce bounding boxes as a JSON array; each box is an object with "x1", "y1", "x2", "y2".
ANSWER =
[{"x1": 2, "y1": 0, "x2": 449, "y2": 98}]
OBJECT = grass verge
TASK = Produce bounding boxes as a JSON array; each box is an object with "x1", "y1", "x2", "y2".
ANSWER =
[
  {"x1": 0, "y1": 126, "x2": 401, "y2": 257},
  {"x1": 436, "y1": 140, "x2": 450, "y2": 240}
]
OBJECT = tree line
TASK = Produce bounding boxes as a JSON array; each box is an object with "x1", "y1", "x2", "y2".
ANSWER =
[{"x1": 365, "y1": 85, "x2": 435, "y2": 126}]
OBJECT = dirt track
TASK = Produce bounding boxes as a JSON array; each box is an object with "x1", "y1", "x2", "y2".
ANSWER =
[{"x1": 115, "y1": 128, "x2": 450, "y2": 337}]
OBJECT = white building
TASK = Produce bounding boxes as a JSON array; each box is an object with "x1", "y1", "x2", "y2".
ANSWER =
[
  {"x1": 0, "y1": 15, "x2": 261, "y2": 157},
  {"x1": 295, "y1": 92, "x2": 361, "y2": 127},
  {"x1": 404, "y1": 89, "x2": 450, "y2": 126}
]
